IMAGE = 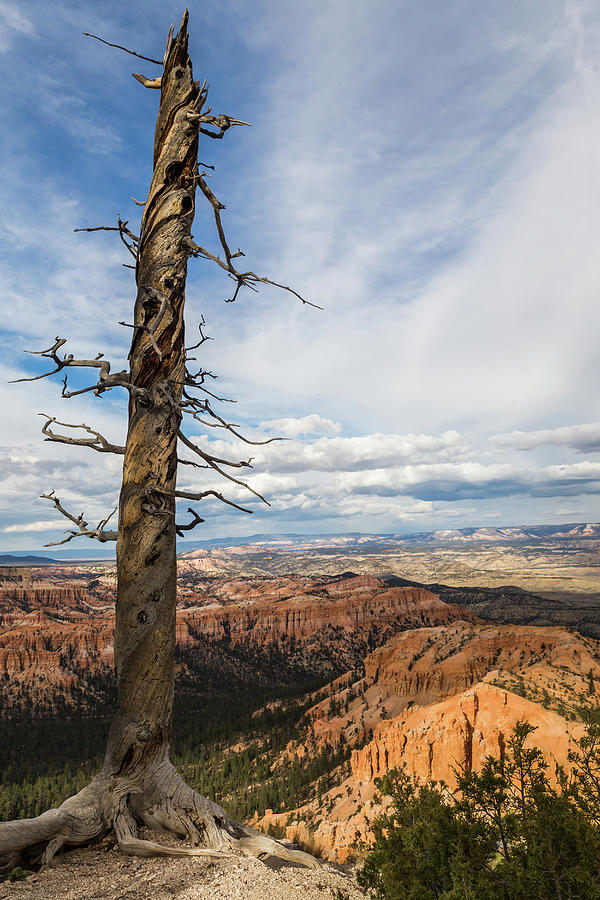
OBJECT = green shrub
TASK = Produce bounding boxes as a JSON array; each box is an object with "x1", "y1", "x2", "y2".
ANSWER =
[{"x1": 357, "y1": 721, "x2": 600, "y2": 900}]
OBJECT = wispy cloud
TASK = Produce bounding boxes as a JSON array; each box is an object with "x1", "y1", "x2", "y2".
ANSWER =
[{"x1": 0, "y1": 1, "x2": 32, "y2": 53}]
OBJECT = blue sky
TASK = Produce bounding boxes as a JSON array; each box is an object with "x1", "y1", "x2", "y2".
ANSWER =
[{"x1": 1, "y1": 0, "x2": 600, "y2": 550}]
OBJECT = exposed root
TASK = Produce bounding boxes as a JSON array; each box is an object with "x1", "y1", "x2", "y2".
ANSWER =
[
  {"x1": 118, "y1": 838, "x2": 230, "y2": 859},
  {"x1": 0, "y1": 769, "x2": 322, "y2": 876},
  {"x1": 0, "y1": 783, "x2": 106, "y2": 873},
  {"x1": 234, "y1": 828, "x2": 323, "y2": 870}
]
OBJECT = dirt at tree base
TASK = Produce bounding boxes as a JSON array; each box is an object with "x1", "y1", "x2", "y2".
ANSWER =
[{"x1": 0, "y1": 831, "x2": 363, "y2": 900}]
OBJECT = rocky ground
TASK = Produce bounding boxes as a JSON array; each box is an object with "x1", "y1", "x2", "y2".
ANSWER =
[{"x1": 0, "y1": 841, "x2": 363, "y2": 900}]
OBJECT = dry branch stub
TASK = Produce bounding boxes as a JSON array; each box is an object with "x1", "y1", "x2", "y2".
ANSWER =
[{"x1": 0, "y1": 10, "x2": 320, "y2": 877}]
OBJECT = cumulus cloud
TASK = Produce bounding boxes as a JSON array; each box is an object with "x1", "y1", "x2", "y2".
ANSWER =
[
  {"x1": 259, "y1": 414, "x2": 341, "y2": 438},
  {"x1": 1, "y1": 520, "x2": 62, "y2": 533},
  {"x1": 337, "y1": 460, "x2": 600, "y2": 501},
  {"x1": 187, "y1": 429, "x2": 473, "y2": 475},
  {"x1": 491, "y1": 423, "x2": 600, "y2": 452}
]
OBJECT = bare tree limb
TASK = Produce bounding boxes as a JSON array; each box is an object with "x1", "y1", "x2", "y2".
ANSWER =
[
  {"x1": 183, "y1": 176, "x2": 322, "y2": 308},
  {"x1": 40, "y1": 491, "x2": 118, "y2": 545},
  {"x1": 169, "y1": 369, "x2": 235, "y2": 404},
  {"x1": 196, "y1": 112, "x2": 251, "y2": 139},
  {"x1": 132, "y1": 73, "x2": 162, "y2": 89},
  {"x1": 174, "y1": 490, "x2": 253, "y2": 514},
  {"x1": 185, "y1": 317, "x2": 213, "y2": 353},
  {"x1": 11, "y1": 335, "x2": 149, "y2": 403},
  {"x1": 82, "y1": 31, "x2": 163, "y2": 66},
  {"x1": 60, "y1": 373, "x2": 145, "y2": 402},
  {"x1": 177, "y1": 430, "x2": 270, "y2": 505},
  {"x1": 175, "y1": 507, "x2": 205, "y2": 537},
  {"x1": 179, "y1": 394, "x2": 286, "y2": 446},
  {"x1": 178, "y1": 458, "x2": 210, "y2": 470},
  {"x1": 40, "y1": 414, "x2": 125, "y2": 455},
  {"x1": 75, "y1": 216, "x2": 139, "y2": 259},
  {"x1": 10, "y1": 337, "x2": 136, "y2": 399}
]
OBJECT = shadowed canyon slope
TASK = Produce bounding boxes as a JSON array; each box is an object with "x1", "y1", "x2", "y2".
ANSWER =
[{"x1": 0, "y1": 569, "x2": 468, "y2": 714}]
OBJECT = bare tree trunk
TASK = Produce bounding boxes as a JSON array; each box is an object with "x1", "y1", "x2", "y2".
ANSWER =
[
  {"x1": 0, "y1": 13, "x2": 319, "y2": 874},
  {"x1": 104, "y1": 8, "x2": 193, "y2": 784}
]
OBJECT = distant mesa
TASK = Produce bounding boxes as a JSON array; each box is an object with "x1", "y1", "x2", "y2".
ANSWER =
[{"x1": 0, "y1": 554, "x2": 58, "y2": 566}]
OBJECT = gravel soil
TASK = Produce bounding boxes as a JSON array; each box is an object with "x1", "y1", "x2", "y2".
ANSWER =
[{"x1": 0, "y1": 839, "x2": 365, "y2": 900}]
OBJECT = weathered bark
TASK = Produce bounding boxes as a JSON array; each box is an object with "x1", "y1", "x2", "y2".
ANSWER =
[
  {"x1": 0, "y1": 12, "x2": 320, "y2": 875},
  {"x1": 106, "y1": 6, "x2": 195, "y2": 782}
]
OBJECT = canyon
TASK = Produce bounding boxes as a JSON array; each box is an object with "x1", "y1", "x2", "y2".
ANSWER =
[
  {"x1": 1, "y1": 556, "x2": 599, "y2": 864},
  {"x1": 0, "y1": 568, "x2": 474, "y2": 716}
]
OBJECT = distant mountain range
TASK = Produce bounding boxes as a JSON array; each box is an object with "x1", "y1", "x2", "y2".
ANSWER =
[
  {"x1": 1, "y1": 523, "x2": 598, "y2": 565},
  {"x1": 178, "y1": 522, "x2": 600, "y2": 554}
]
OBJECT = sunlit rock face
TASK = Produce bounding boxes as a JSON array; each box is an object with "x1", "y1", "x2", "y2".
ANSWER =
[
  {"x1": 257, "y1": 620, "x2": 600, "y2": 862},
  {"x1": 351, "y1": 683, "x2": 584, "y2": 787}
]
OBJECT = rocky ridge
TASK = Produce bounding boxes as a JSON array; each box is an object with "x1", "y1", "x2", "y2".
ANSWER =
[{"x1": 258, "y1": 621, "x2": 600, "y2": 861}]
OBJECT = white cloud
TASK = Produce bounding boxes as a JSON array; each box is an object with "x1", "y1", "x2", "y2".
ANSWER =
[
  {"x1": 337, "y1": 460, "x2": 600, "y2": 501},
  {"x1": 38, "y1": 75, "x2": 122, "y2": 156},
  {"x1": 1, "y1": 1, "x2": 600, "y2": 543},
  {"x1": 202, "y1": 0, "x2": 600, "y2": 443},
  {"x1": 491, "y1": 423, "x2": 600, "y2": 452},
  {"x1": 186, "y1": 429, "x2": 472, "y2": 475},
  {"x1": 1, "y1": 520, "x2": 62, "y2": 533},
  {"x1": 259, "y1": 414, "x2": 341, "y2": 438}
]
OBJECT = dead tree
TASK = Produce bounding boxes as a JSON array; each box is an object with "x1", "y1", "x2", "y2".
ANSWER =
[{"x1": 0, "y1": 12, "x2": 320, "y2": 874}]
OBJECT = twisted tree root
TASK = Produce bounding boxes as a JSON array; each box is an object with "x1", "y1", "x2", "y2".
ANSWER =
[{"x1": 0, "y1": 769, "x2": 322, "y2": 875}]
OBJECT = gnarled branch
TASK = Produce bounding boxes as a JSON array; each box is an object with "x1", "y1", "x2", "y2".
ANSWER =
[
  {"x1": 196, "y1": 112, "x2": 251, "y2": 139},
  {"x1": 11, "y1": 337, "x2": 138, "y2": 399},
  {"x1": 40, "y1": 491, "x2": 118, "y2": 545},
  {"x1": 175, "y1": 491, "x2": 252, "y2": 514},
  {"x1": 180, "y1": 392, "x2": 285, "y2": 447},
  {"x1": 175, "y1": 507, "x2": 205, "y2": 537},
  {"x1": 75, "y1": 216, "x2": 138, "y2": 259},
  {"x1": 171, "y1": 368, "x2": 235, "y2": 404},
  {"x1": 40, "y1": 414, "x2": 125, "y2": 455},
  {"x1": 13, "y1": 336, "x2": 108, "y2": 382},
  {"x1": 185, "y1": 316, "x2": 213, "y2": 354},
  {"x1": 132, "y1": 73, "x2": 162, "y2": 89},
  {"x1": 11, "y1": 336, "x2": 152, "y2": 402}
]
